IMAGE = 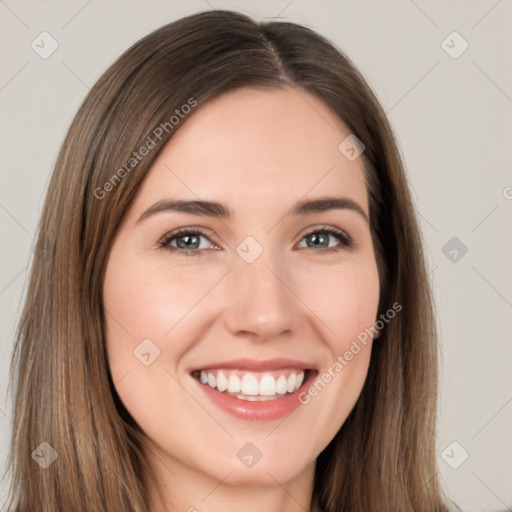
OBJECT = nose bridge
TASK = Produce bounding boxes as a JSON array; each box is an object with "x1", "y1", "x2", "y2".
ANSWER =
[{"x1": 223, "y1": 243, "x2": 297, "y2": 339}]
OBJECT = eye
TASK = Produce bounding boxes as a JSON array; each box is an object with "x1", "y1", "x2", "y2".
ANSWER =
[
  {"x1": 158, "y1": 225, "x2": 353, "y2": 256},
  {"x1": 158, "y1": 228, "x2": 217, "y2": 256},
  {"x1": 296, "y1": 226, "x2": 352, "y2": 252}
]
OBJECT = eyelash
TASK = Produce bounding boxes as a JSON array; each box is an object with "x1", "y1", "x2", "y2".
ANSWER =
[{"x1": 157, "y1": 226, "x2": 353, "y2": 256}]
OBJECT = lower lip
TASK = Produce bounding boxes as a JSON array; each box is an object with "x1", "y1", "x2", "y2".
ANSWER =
[{"x1": 191, "y1": 370, "x2": 317, "y2": 421}]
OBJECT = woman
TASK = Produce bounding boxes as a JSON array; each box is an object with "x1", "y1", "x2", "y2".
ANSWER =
[{"x1": 5, "y1": 9, "x2": 457, "y2": 512}]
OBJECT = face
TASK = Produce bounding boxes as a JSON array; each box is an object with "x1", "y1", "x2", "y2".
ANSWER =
[{"x1": 103, "y1": 86, "x2": 380, "y2": 492}]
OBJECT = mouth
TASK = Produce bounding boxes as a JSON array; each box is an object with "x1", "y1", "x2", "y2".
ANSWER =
[
  {"x1": 189, "y1": 359, "x2": 318, "y2": 421},
  {"x1": 191, "y1": 367, "x2": 311, "y2": 401}
]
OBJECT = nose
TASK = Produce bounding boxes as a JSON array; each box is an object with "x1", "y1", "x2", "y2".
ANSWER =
[{"x1": 222, "y1": 251, "x2": 298, "y2": 341}]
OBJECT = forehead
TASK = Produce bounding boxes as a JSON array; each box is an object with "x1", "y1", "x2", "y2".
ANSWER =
[{"x1": 131, "y1": 86, "x2": 368, "y2": 217}]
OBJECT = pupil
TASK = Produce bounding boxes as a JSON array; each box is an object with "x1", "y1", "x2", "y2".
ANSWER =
[
  {"x1": 309, "y1": 233, "x2": 327, "y2": 248},
  {"x1": 178, "y1": 235, "x2": 198, "y2": 249}
]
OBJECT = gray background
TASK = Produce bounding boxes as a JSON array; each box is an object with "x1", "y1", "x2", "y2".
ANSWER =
[{"x1": 1, "y1": 0, "x2": 511, "y2": 510}]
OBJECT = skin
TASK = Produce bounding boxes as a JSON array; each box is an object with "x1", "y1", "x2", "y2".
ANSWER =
[{"x1": 103, "y1": 86, "x2": 380, "y2": 512}]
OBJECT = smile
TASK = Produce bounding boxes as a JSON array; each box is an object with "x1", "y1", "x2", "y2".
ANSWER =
[
  {"x1": 190, "y1": 358, "x2": 318, "y2": 420},
  {"x1": 192, "y1": 368, "x2": 307, "y2": 401}
]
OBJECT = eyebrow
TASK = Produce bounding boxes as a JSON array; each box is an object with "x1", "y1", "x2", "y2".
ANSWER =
[{"x1": 136, "y1": 196, "x2": 369, "y2": 224}]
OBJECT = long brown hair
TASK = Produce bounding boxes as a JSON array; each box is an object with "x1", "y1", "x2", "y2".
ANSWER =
[{"x1": 4, "y1": 9, "x2": 457, "y2": 511}]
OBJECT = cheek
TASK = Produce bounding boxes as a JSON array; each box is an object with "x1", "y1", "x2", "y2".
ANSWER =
[
  {"x1": 298, "y1": 255, "x2": 380, "y2": 348},
  {"x1": 103, "y1": 255, "x2": 225, "y2": 367},
  {"x1": 101, "y1": 255, "x2": 217, "y2": 439},
  {"x1": 294, "y1": 256, "x2": 379, "y2": 433}
]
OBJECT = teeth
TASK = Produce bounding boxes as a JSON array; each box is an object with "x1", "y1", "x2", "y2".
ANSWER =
[
  {"x1": 216, "y1": 371, "x2": 228, "y2": 392},
  {"x1": 258, "y1": 375, "x2": 276, "y2": 396},
  {"x1": 276, "y1": 375, "x2": 288, "y2": 394},
  {"x1": 197, "y1": 369, "x2": 306, "y2": 397},
  {"x1": 227, "y1": 374, "x2": 241, "y2": 393},
  {"x1": 241, "y1": 374, "x2": 259, "y2": 395},
  {"x1": 287, "y1": 373, "x2": 296, "y2": 393}
]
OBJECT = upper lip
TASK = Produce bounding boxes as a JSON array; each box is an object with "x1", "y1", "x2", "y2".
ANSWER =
[{"x1": 191, "y1": 358, "x2": 315, "y2": 372}]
